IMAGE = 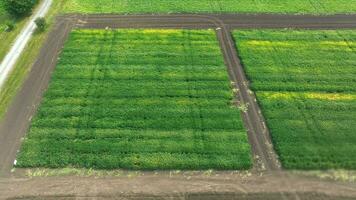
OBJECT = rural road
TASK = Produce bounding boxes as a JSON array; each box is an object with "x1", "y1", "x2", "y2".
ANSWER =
[
  {"x1": 71, "y1": 14, "x2": 356, "y2": 29},
  {"x1": 0, "y1": 0, "x2": 52, "y2": 90},
  {"x1": 1, "y1": 14, "x2": 356, "y2": 177}
]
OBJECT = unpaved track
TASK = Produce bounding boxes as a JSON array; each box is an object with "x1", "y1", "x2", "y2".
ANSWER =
[
  {"x1": 1, "y1": 171, "x2": 356, "y2": 200},
  {"x1": 70, "y1": 14, "x2": 356, "y2": 29},
  {"x1": 216, "y1": 25, "x2": 280, "y2": 171},
  {"x1": 0, "y1": 14, "x2": 356, "y2": 199},
  {"x1": 0, "y1": 18, "x2": 75, "y2": 177}
]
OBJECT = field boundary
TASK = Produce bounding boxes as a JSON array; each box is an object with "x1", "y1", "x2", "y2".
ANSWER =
[
  {"x1": 1, "y1": 14, "x2": 356, "y2": 177},
  {"x1": 215, "y1": 25, "x2": 280, "y2": 171}
]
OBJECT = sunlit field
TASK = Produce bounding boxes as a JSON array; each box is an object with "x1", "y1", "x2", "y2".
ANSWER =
[
  {"x1": 60, "y1": 0, "x2": 356, "y2": 14},
  {"x1": 17, "y1": 29, "x2": 252, "y2": 170},
  {"x1": 234, "y1": 30, "x2": 356, "y2": 169}
]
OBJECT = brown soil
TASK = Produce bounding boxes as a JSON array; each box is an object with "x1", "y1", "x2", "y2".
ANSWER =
[{"x1": 1, "y1": 171, "x2": 356, "y2": 199}]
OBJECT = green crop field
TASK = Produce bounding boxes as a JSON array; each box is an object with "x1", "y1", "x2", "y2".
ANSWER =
[
  {"x1": 233, "y1": 30, "x2": 356, "y2": 170},
  {"x1": 60, "y1": 0, "x2": 356, "y2": 14},
  {"x1": 16, "y1": 29, "x2": 252, "y2": 170}
]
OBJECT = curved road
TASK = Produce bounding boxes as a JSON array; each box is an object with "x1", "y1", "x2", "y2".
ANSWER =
[{"x1": 0, "y1": 0, "x2": 52, "y2": 90}]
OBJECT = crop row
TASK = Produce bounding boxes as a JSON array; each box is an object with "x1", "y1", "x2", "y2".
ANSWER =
[{"x1": 17, "y1": 29, "x2": 252, "y2": 170}]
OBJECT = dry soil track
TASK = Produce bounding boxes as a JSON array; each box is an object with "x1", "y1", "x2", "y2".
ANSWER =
[{"x1": 0, "y1": 14, "x2": 356, "y2": 199}]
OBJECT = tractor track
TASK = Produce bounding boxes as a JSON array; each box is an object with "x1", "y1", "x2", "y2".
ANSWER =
[{"x1": 0, "y1": 13, "x2": 356, "y2": 199}]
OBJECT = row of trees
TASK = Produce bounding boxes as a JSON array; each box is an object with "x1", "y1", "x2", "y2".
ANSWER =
[
  {"x1": 4, "y1": 0, "x2": 38, "y2": 17},
  {"x1": 4, "y1": 0, "x2": 46, "y2": 32}
]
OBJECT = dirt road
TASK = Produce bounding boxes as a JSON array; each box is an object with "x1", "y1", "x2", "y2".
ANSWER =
[
  {"x1": 70, "y1": 14, "x2": 356, "y2": 29},
  {"x1": 0, "y1": 14, "x2": 356, "y2": 199}
]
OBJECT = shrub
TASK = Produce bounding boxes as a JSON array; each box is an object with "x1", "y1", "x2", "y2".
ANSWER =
[{"x1": 34, "y1": 17, "x2": 46, "y2": 32}]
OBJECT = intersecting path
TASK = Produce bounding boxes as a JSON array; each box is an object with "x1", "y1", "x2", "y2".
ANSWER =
[{"x1": 0, "y1": 14, "x2": 356, "y2": 177}]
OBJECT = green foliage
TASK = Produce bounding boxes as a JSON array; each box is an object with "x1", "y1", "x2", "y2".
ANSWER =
[
  {"x1": 61, "y1": 0, "x2": 356, "y2": 14},
  {"x1": 4, "y1": 0, "x2": 38, "y2": 17},
  {"x1": 4, "y1": 20, "x2": 15, "y2": 31},
  {"x1": 34, "y1": 17, "x2": 46, "y2": 31},
  {"x1": 233, "y1": 30, "x2": 356, "y2": 170},
  {"x1": 0, "y1": 1, "x2": 6, "y2": 15},
  {"x1": 17, "y1": 29, "x2": 252, "y2": 170}
]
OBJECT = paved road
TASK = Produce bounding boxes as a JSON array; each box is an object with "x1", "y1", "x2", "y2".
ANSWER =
[
  {"x1": 0, "y1": 0, "x2": 52, "y2": 90},
  {"x1": 1, "y1": 14, "x2": 356, "y2": 177}
]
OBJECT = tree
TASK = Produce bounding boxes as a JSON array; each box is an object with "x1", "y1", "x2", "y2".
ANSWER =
[
  {"x1": 4, "y1": 0, "x2": 38, "y2": 17},
  {"x1": 34, "y1": 17, "x2": 46, "y2": 32}
]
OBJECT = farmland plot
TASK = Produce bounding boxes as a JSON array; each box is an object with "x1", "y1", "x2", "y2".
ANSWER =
[
  {"x1": 16, "y1": 29, "x2": 252, "y2": 170},
  {"x1": 61, "y1": 0, "x2": 356, "y2": 14},
  {"x1": 233, "y1": 30, "x2": 356, "y2": 169}
]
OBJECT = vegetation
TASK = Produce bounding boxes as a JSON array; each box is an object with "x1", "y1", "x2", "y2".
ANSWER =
[
  {"x1": 60, "y1": 0, "x2": 356, "y2": 14},
  {"x1": 34, "y1": 17, "x2": 46, "y2": 31},
  {"x1": 233, "y1": 30, "x2": 356, "y2": 170},
  {"x1": 17, "y1": 29, "x2": 252, "y2": 170},
  {"x1": 4, "y1": 20, "x2": 15, "y2": 31},
  {"x1": 3, "y1": 0, "x2": 38, "y2": 16},
  {"x1": 0, "y1": 1, "x2": 5, "y2": 14},
  {"x1": 0, "y1": 0, "x2": 66, "y2": 120},
  {"x1": 0, "y1": 0, "x2": 32, "y2": 63},
  {"x1": 0, "y1": 0, "x2": 13, "y2": 35}
]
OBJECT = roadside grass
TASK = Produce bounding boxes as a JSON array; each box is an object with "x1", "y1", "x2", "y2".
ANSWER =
[
  {"x1": 59, "y1": 0, "x2": 356, "y2": 15},
  {"x1": 294, "y1": 170, "x2": 356, "y2": 183},
  {"x1": 233, "y1": 30, "x2": 356, "y2": 170},
  {"x1": 0, "y1": 0, "x2": 67, "y2": 119},
  {"x1": 24, "y1": 168, "x2": 127, "y2": 177},
  {"x1": 16, "y1": 29, "x2": 252, "y2": 170},
  {"x1": 0, "y1": 18, "x2": 28, "y2": 61},
  {"x1": 20, "y1": 167, "x2": 252, "y2": 178}
]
